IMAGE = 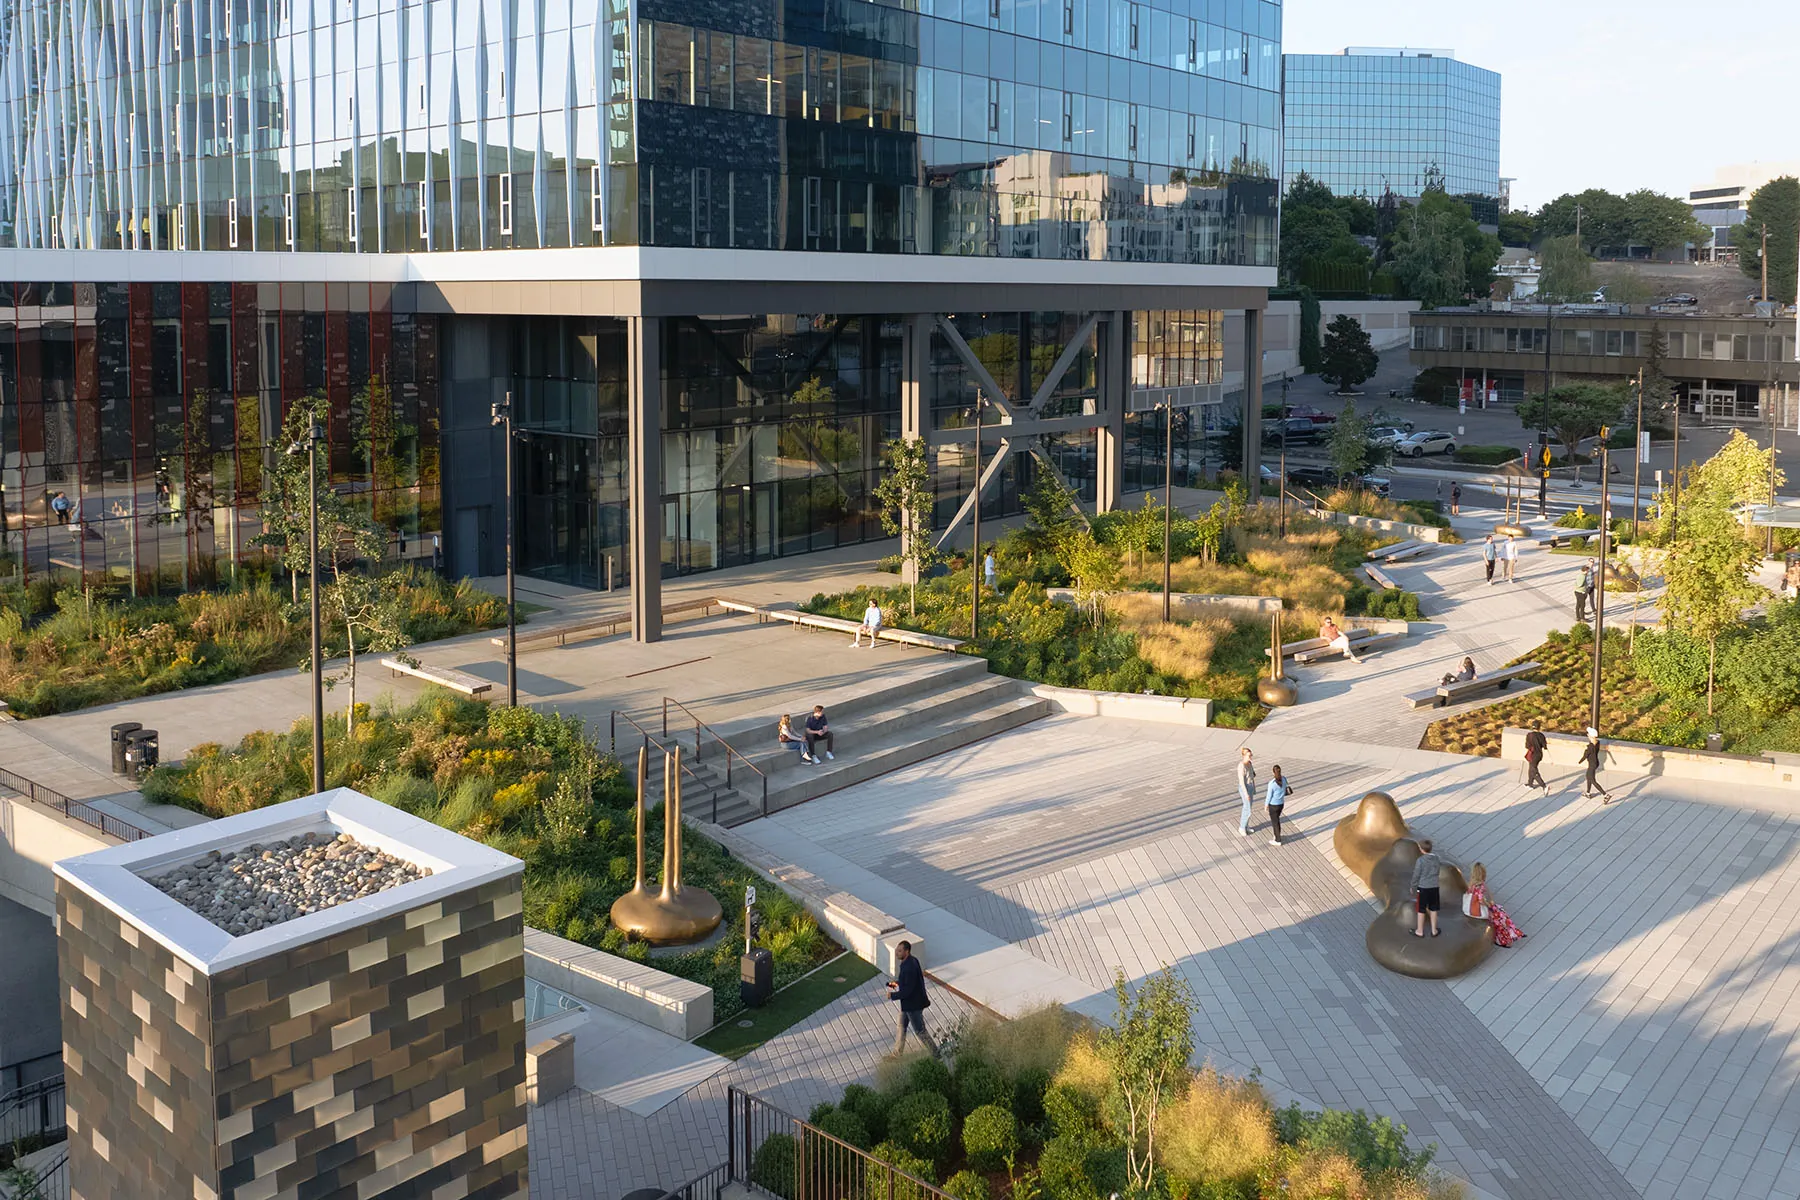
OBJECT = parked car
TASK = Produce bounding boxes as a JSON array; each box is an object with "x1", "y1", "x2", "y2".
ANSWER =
[
  {"x1": 1366, "y1": 425, "x2": 1411, "y2": 450},
  {"x1": 1283, "y1": 404, "x2": 1335, "y2": 425},
  {"x1": 1664, "y1": 292, "x2": 1698, "y2": 306},
  {"x1": 1282, "y1": 464, "x2": 1391, "y2": 497},
  {"x1": 1396, "y1": 430, "x2": 1457, "y2": 457},
  {"x1": 1262, "y1": 416, "x2": 1320, "y2": 444}
]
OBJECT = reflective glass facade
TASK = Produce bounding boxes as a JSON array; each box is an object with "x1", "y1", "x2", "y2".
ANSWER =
[
  {"x1": 0, "y1": 282, "x2": 439, "y2": 590},
  {"x1": 1281, "y1": 49, "x2": 1499, "y2": 209},
  {"x1": 0, "y1": 0, "x2": 1279, "y2": 263}
]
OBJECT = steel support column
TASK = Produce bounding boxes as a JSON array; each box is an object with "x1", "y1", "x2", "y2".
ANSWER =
[
  {"x1": 1241, "y1": 307, "x2": 1265, "y2": 499},
  {"x1": 627, "y1": 316, "x2": 663, "y2": 643},
  {"x1": 1095, "y1": 311, "x2": 1128, "y2": 512}
]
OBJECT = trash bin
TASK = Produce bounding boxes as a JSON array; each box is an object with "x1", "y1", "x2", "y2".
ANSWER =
[
  {"x1": 740, "y1": 947, "x2": 773, "y2": 1009},
  {"x1": 1705, "y1": 733, "x2": 1724, "y2": 753},
  {"x1": 110, "y1": 722, "x2": 143, "y2": 775},
  {"x1": 123, "y1": 729, "x2": 159, "y2": 778}
]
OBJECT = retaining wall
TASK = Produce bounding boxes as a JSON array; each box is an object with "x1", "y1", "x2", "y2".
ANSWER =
[{"x1": 1500, "y1": 728, "x2": 1800, "y2": 792}]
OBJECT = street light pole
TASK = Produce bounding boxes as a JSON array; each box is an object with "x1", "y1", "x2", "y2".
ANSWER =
[
  {"x1": 1162, "y1": 399, "x2": 1173, "y2": 623},
  {"x1": 491, "y1": 394, "x2": 518, "y2": 706},
  {"x1": 1671, "y1": 387, "x2": 1681, "y2": 543},
  {"x1": 1590, "y1": 428, "x2": 1610, "y2": 737},
  {"x1": 970, "y1": 396, "x2": 983, "y2": 641},
  {"x1": 1539, "y1": 307, "x2": 1555, "y2": 518},
  {"x1": 305, "y1": 423, "x2": 324, "y2": 793},
  {"x1": 1632, "y1": 368, "x2": 1644, "y2": 542}
]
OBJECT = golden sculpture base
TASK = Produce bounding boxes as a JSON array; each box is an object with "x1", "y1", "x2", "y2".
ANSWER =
[
  {"x1": 610, "y1": 886, "x2": 724, "y2": 947},
  {"x1": 1495, "y1": 523, "x2": 1531, "y2": 538},
  {"x1": 1257, "y1": 676, "x2": 1300, "y2": 707}
]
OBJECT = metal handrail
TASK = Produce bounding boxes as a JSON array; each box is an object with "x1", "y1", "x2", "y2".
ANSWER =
[
  {"x1": 608, "y1": 710, "x2": 729, "y2": 825},
  {"x1": 654, "y1": 1159, "x2": 730, "y2": 1200},
  {"x1": 661, "y1": 697, "x2": 768, "y2": 819},
  {"x1": 0, "y1": 1073, "x2": 66, "y2": 1151},
  {"x1": 725, "y1": 1086, "x2": 953, "y2": 1200},
  {"x1": 0, "y1": 767, "x2": 150, "y2": 842}
]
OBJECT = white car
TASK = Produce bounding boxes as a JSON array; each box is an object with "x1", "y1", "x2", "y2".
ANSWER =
[
  {"x1": 1366, "y1": 425, "x2": 1411, "y2": 450},
  {"x1": 1397, "y1": 430, "x2": 1457, "y2": 457}
]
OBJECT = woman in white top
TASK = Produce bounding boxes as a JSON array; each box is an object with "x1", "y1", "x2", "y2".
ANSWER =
[{"x1": 776, "y1": 714, "x2": 806, "y2": 754}]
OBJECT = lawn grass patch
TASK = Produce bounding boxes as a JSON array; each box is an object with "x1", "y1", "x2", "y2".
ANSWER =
[{"x1": 695, "y1": 953, "x2": 879, "y2": 1060}]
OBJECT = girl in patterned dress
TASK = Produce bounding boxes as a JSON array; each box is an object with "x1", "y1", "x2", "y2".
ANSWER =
[{"x1": 1465, "y1": 863, "x2": 1526, "y2": 947}]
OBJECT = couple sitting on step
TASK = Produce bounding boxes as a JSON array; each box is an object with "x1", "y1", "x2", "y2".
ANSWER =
[{"x1": 776, "y1": 706, "x2": 835, "y2": 764}]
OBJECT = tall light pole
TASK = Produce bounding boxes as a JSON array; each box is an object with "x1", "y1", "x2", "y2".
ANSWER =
[
  {"x1": 289, "y1": 421, "x2": 326, "y2": 793},
  {"x1": 491, "y1": 393, "x2": 518, "y2": 706},
  {"x1": 1539, "y1": 307, "x2": 1555, "y2": 517},
  {"x1": 1162, "y1": 399, "x2": 1174, "y2": 623},
  {"x1": 1671, "y1": 386, "x2": 1681, "y2": 543},
  {"x1": 1590, "y1": 427, "x2": 1611, "y2": 737},
  {"x1": 1632, "y1": 368, "x2": 1644, "y2": 541},
  {"x1": 970, "y1": 395, "x2": 984, "y2": 641}
]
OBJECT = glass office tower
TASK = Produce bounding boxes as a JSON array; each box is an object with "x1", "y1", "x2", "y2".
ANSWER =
[
  {"x1": 0, "y1": 0, "x2": 1279, "y2": 623},
  {"x1": 1281, "y1": 47, "x2": 1500, "y2": 219}
]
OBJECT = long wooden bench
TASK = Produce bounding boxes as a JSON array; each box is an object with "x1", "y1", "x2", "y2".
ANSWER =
[
  {"x1": 1382, "y1": 543, "x2": 1434, "y2": 563},
  {"x1": 879, "y1": 628, "x2": 965, "y2": 651},
  {"x1": 1293, "y1": 630, "x2": 1406, "y2": 664},
  {"x1": 1367, "y1": 539, "x2": 1424, "y2": 561},
  {"x1": 1408, "y1": 661, "x2": 1540, "y2": 709},
  {"x1": 1264, "y1": 628, "x2": 1380, "y2": 661},
  {"x1": 1364, "y1": 563, "x2": 1400, "y2": 590},
  {"x1": 381, "y1": 657, "x2": 493, "y2": 696},
  {"x1": 1537, "y1": 531, "x2": 1591, "y2": 549},
  {"x1": 490, "y1": 597, "x2": 728, "y2": 651}
]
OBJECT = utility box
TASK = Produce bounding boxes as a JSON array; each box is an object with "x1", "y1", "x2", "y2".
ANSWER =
[{"x1": 740, "y1": 947, "x2": 773, "y2": 1008}]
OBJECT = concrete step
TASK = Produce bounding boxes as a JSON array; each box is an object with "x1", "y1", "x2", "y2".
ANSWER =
[{"x1": 702, "y1": 691, "x2": 1053, "y2": 828}]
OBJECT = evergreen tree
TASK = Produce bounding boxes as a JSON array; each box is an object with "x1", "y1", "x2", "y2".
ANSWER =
[{"x1": 1319, "y1": 315, "x2": 1378, "y2": 393}]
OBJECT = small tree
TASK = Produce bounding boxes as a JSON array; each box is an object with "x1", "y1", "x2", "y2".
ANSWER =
[
  {"x1": 1297, "y1": 287, "x2": 1324, "y2": 374},
  {"x1": 1694, "y1": 428, "x2": 1786, "y2": 511},
  {"x1": 1097, "y1": 966, "x2": 1197, "y2": 1191},
  {"x1": 1660, "y1": 481, "x2": 1763, "y2": 714},
  {"x1": 871, "y1": 437, "x2": 939, "y2": 617},
  {"x1": 1327, "y1": 400, "x2": 1372, "y2": 483},
  {"x1": 1535, "y1": 235, "x2": 1595, "y2": 303},
  {"x1": 1063, "y1": 530, "x2": 1122, "y2": 628},
  {"x1": 258, "y1": 394, "x2": 385, "y2": 601},
  {"x1": 1318, "y1": 315, "x2": 1378, "y2": 393},
  {"x1": 1516, "y1": 383, "x2": 1627, "y2": 484},
  {"x1": 1115, "y1": 496, "x2": 1165, "y2": 569},
  {"x1": 309, "y1": 573, "x2": 413, "y2": 732}
]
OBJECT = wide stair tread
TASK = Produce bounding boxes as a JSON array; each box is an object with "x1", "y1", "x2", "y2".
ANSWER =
[{"x1": 697, "y1": 689, "x2": 1051, "y2": 827}]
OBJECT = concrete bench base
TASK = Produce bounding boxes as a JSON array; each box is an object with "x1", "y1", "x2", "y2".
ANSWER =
[
  {"x1": 1294, "y1": 630, "x2": 1405, "y2": 664},
  {"x1": 1364, "y1": 564, "x2": 1401, "y2": 591},
  {"x1": 524, "y1": 927, "x2": 713, "y2": 1040},
  {"x1": 381, "y1": 657, "x2": 492, "y2": 696},
  {"x1": 526, "y1": 1033, "x2": 574, "y2": 1105}
]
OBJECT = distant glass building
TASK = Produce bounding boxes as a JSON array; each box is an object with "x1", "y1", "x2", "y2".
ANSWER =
[
  {"x1": 1281, "y1": 47, "x2": 1500, "y2": 220},
  {"x1": 0, "y1": 0, "x2": 1279, "y2": 633}
]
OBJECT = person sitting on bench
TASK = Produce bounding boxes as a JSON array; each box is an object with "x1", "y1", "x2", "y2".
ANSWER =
[
  {"x1": 1440, "y1": 657, "x2": 1476, "y2": 686},
  {"x1": 777, "y1": 714, "x2": 806, "y2": 755},
  {"x1": 1318, "y1": 617, "x2": 1363, "y2": 664},
  {"x1": 803, "y1": 705, "x2": 835, "y2": 763},
  {"x1": 851, "y1": 599, "x2": 884, "y2": 648}
]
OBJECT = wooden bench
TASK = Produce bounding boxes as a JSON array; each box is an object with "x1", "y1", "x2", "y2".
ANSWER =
[
  {"x1": 1381, "y1": 543, "x2": 1433, "y2": 563},
  {"x1": 381, "y1": 657, "x2": 493, "y2": 696},
  {"x1": 1417, "y1": 661, "x2": 1541, "y2": 709},
  {"x1": 491, "y1": 614, "x2": 629, "y2": 650},
  {"x1": 1364, "y1": 564, "x2": 1400, "y2": 591},
  {"x1": 1264, "y1": 628, "x2": 1379, "y2": 661},
  {"x1": 716, "y1": 598, "x2": 773, "y2": 621},
  {"x1": 878, "y1": 627, "x2": 966, "y2": 652},
  {"x1": 1367, "y1": 539, "x2": 1424, "y2": 561},
  {"x1": 1537, "y1": 532, "x2": 1592, "y2": 549},
  {"x1": 1293, "y1": 630, "x2": 1406, "y2": 664}
]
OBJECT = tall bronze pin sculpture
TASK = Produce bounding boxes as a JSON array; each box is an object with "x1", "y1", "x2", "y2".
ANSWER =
[
  {"x1": 1257, "y1": 609, "x2": 1299, "y2": 706},
  {"x1": 610, "y1": 745, "x2": 724, "y2": 945}
]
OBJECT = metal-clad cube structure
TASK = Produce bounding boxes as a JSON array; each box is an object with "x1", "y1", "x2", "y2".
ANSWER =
[{"x1": 53, "y1": 788, "x2": 527, "y2": 1200}]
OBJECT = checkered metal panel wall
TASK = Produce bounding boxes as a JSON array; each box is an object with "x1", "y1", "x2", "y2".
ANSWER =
[{"x1": 57, "y1": 873, "x2": 528, "y2": 1200}]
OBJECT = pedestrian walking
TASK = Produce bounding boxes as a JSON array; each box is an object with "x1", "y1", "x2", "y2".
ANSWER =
[
  {"x1": 1575, "y1": 562, "x2": 1592, "y2": 622},
  {"x1": 1583, "y1": 562, "x2": 1597, "y2": 617},
  {"x1": 983, "y1": 551, "x2": 997, "y2": 590},
  {"x1": 885, "y1": 940, "x2": 940, "y2": 1059},
  {"x1": 1412, "y1": 839, "x2": 1443, "y2": 938},
  {"x1": 1236, "y1": 747, "x2": 1256, "y2": 837},
  {"x1": 1481, "y1": 534, "x2": 1497, "y2": 584},
  {"x1": 1581, "y1": 727, "x2": 1613, "y2": 803},
  {"x1": 1523, "y1": 726, "x2": 1548, "y2": 790},
  {"x1": 1264, "y1": 765, "x2": 1292, "y2": 845},
  {"x1": 1450, "y1": 483, "x2": 1462, "y2": 516},
  {"x1": 50, "y1": 491, "x2": 70, "y2": 525},
  {"x1": 1503, "y1": 534, "x2": 1519, "y2": 582}
]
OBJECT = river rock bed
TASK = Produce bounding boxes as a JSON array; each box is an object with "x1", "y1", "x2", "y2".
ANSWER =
[{"x1": 143, "y1": 832, "x2": 430, "y2": 936}]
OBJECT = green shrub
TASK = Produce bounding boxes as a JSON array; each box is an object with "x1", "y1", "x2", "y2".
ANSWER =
[
  {"x1": 962, "y1": 1104, "x2": 1018, "y2": 1173},
  {"x1": 886, "y1": 1091, "x2": 954, "y2": 1167},
  {"x1": 1012, "y1": 1066, "x2": 1053, "y2": 1128},
  {"x1": 897, "y1": 1055, "x2": 953, "y2": 1100},
  {"x1": 1274, "y1": 1104, "x2": 1433, "y2": 1180},
  {"x1": 1451, "y1": 444, "x2": 1520, "y2": 466},
  {"x1": 817, "y1": 1107, "x2": 872, "y2": 1150},
  {"x1": 1719, "y1": 621, "x2": 1800, "y2": 716},
  {"x1": 809, "y1": 1101, "x2": 838, "y2": 1124},
  {"x1": 1555, "y1": 506, "x2": 1601, "y2": 530},
  {"x1": 942, "y1": 1170, "x2": 990, "y2": 1200},
  {"x1": 1036, "y1": 1136, "x2": 1102, "y2": 1200},
  {"x1": 1632, "y1": 629, "x2": 1710, "y2": 699},
  {"x1": 1363, "y1": 589, "x2": 1422, "y2": 621},
  {"x1": 752, "y1": 1132, "x2": 798, "y2": 1199},
  {"x1": 864, "y1": 1142, "x2": 938, "y2": 1200},
  {"x1": 953, "y1": 1059, "x2": 1010, "y2": 1117},
  {"x1": 1042, "y1": 1081, "x2": 1101, "y2": 1141},
  {"x1": 841, "y1": 1083, "x2": 890, "y2": 1143}
]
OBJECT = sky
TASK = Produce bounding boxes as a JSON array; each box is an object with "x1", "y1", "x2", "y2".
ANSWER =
[{"x1": 1281, "y1": 0, "x2": 1800, "y2": 211}]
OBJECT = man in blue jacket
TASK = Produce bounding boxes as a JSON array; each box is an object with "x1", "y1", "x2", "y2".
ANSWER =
[{"x1": 885, "y1": 940, "x2": 940, "y2": 1059}]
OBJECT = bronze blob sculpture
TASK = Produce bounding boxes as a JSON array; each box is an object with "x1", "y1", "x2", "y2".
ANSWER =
[{"x1": 610, "y1": 745, "x2": 724, "y2": 946}]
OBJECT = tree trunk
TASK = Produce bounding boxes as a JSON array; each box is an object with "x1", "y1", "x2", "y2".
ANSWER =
[
  {"x1": 908, "y1": 577, "x2": 917, "y2": 618},
  {"x1": 291, "y1": 569, "x2": 298, "y2": 605},
  {"x1": 1707, "y1": 637, "x2": 1716, "y2": 717},
  {"x1": 346, "y1": 628, "x2": 357, "y2": 734}
]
